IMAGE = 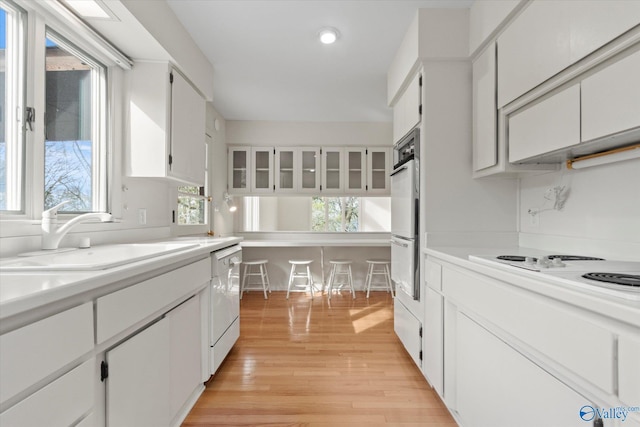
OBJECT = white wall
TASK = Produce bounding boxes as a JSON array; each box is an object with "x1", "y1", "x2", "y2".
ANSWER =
[
  {"x1": 519, "y1": 160, "x2": 640, "y2": 260},
  {"x1": 361, "y1": 198, "x2": 391, "y2": 232},
  {"x1": 277, "y1": 198, "x2": 312, "y2": 231},
  {"x1": 226, "y1": 121, "x2": 393, "y2": 148}
]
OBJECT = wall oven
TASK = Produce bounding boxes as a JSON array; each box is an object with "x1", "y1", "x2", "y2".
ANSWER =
[{"x1": 390, "y1": 128, "x2": 419, "y2": 300}]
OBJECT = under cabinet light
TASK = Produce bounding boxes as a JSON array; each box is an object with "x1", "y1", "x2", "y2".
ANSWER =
[{"x1": 319, "y1": 27, "x2": 339, "y2": 44}]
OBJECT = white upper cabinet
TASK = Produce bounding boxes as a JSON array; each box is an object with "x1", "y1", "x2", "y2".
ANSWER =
[
  {"x1": 345, "y1": 148, "x2": 367, "y2": 193},
  {"x1": 275, "y1": 147, "x2": 320, "y2": 193},
  {"x1": 228, "y1": 146, "x2": 250, "y2": 194},
  {"x1": 497, "y1": 1, "x2": 640, "y2": 108},
  {"x1": 299, "y1": 148, "x2": 321, "y2": 193},
  {"x1": 473, "y1": 43, "x2": 498, "y2": 172},
  {"x1": 393, "y1": 73, "x2": 421, "y2": 143},
  {"x1": 581, "y1": 49, "x2": 640, "y2": 142},
  {"x1": 127, "y1": 62, "x2": 206, "y2": 186},
  {"x1": 508, "y1": 85, "x2": 581, "y2": 163},
  {"x1": 251, "y1": 147, "x2": 274, "y2": 193},
  {"x1": 367, "y1": 148, "x2": 391, "y2": 194},
  {"x1": 321, "y1": 147, "x2": 344, "y2": 194}
]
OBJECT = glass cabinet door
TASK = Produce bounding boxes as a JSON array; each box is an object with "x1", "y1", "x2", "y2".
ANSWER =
[
  {"x1": 367, "y1": 147, "x2": 391, "y2": 194},
  {"x1": 251, "y1": 147, "x2": 274, "y2": 193},
  {"x1": 346, "y1": 148, "x2": 366, "y2": 193},
  {"x1": 299, "y1": 148, "x2": 320, "y2": 192},
  {"x1": 275, "y1": 148, "x2": 296, "y2": 192},
  {"x1": 322, "y1": 148, "x2": 343, "y2": 193},
  {"x1": 228, "y1": 147, "x2": 250, "y2": 193}
]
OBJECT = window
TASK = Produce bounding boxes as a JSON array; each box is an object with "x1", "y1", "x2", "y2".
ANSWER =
[
  {"x1": 0, "y1": 1, "x2": 26, "y2": 212},
  {"x1": 44, "y1": 31, "x2": 106, "y2": 212},
  {"x1": 312, "y1": 197, "x2": 359, "y2": 232},
  {"x1": 177, "y1": 186, "x2": 206, "y2": 225}
]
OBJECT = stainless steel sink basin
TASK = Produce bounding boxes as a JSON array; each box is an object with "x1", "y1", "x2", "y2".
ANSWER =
[{"x1": 0, "y1": 242, "x2": 199, "y2": 271}]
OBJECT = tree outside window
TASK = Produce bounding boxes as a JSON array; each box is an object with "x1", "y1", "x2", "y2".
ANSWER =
[{"x1": 311, "y1": 197, "x2": 359, "y2": 232}]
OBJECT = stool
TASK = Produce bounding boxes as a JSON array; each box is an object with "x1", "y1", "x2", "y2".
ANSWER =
[
  {"x1": 241, "y1": 260, "x2": 271, "y2": 299},
  {"x1": 365, "y1": 260, "x2": 393, "y2": 298},
  {"x1": 287, "y1": 260, "x2": 314, "y2": 299},
  {"x1": 327, "y1": 260, "x2": 355, "y2": 299}
]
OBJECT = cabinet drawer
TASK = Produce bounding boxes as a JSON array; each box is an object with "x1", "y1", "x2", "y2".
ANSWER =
[
  {"x1": 0, "y1": 359, "x2": 94, "y2": 427},
  {"x1": 425, "y1": 258, "x2": 442, "y2": 291},
  {"x1": 0, "y1": 302, "x2": 93, "y2": 405},
  {"x1": 581, "y1": 49, "x2": 640, "y2": 142},
  {"x1": 443, "y1": 267, "x2": 615, "y2": 393},
  {"x1": 97, "y1": 258, "x2": 210, "y2": 344},
  {"x1": 508, "y1": 84, "x2": 580, "y2": 163}
]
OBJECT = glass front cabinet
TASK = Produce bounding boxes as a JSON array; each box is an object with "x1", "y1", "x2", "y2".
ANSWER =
[{"x1": 229, "y1": 146, "x2": 390, "y2": 195}]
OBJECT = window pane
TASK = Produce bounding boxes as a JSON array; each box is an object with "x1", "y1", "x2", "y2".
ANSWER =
[
  {"x1": 178, "y1": 186, "x2": 207, "y2": 226},
  {"x1": 0, "y1": 3, "x2": 25, "y2": 212},
  {"x1": 44, "y1": 36, "x2": 95, "y2": 211}
]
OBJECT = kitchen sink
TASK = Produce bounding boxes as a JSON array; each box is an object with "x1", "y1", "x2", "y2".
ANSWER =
[{"x1": 0, "y1": 242, "x2": 199, "y2": 271}]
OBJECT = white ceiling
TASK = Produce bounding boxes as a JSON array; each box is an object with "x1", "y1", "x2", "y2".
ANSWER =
[{"x1": 166, "y1": 0, "x2": 473, "y2": 123}]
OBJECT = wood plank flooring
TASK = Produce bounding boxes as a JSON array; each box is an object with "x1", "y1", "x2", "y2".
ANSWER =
[{"x1": 182, "y1": 291, "x2": 457, "y2": 426}]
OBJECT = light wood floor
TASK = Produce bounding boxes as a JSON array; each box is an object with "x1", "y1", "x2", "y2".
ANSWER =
[{"x1": 182, "y1": 291, "x2": 457, "y2": 426}]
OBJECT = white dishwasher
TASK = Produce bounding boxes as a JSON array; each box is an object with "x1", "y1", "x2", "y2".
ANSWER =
[{"x1": 210, "y1": 244, "x2": 242, "y2": 375}]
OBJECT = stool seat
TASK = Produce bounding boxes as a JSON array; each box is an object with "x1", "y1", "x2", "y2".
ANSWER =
[
  {"x1": 365, "y1": 259, "x2": 393, "y2": 298},
  {"x1": 241, "y1": 260, "x2": 271, "y2": 299},
  {"x1": 243, "y1": 259, "x2": 269, "y2": 265},
  {"x1": 327, "y1": 259, "x2": 355, "y2": 299},
  {"x1": 287, "y1": 260, "x2": 314, "y2": 299}
]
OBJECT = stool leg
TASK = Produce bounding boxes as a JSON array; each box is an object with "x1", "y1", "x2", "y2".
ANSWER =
[
  {"x1": 264, "y1": 265, "x2": 272, "y2": 294},
  {"x1": 306, "y1": 265, "x2": 313, "y2": 299},
  {"x1": 241, "y1": 264, "x2": 249, "y2": 299},
  {"x1": 385, "y1": 263, "x2": 394, "y2": 297},
  {"x1": 286, "y1": 264, "x2": 295, "y2": 299},
  {"x1": 327, "y1": 265, "x2": 335, "y2": 299},
  {"x1": 365, "y1": 263, "x2": 372, "y2": 298},
  {"x1": 348, "y1": 265, "x2": 355, "y2": 299},
  {"x1": 259, "y1": 264, "x2": 268, "y2": 299}
]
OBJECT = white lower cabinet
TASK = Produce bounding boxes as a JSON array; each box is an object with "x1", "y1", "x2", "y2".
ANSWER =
[
  {"x1": 105, "y1": 294, "x2": 204, "y2": 427},
  {"x1": 0, "y1": 359, "x2": 94, "y2": 427},
  {"x1": 423, "y1": 287, "x2": 443, "y2": 396},
  {"x1": 106, "y1": 317, "x2": 171, "y2": 427},
  {"x1": 456, "y1": 313, "x2": 590, "y2": 427}
]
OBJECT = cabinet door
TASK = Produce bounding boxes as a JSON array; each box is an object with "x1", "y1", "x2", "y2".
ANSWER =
[
  {"x1": 581, "y1": 49, "x2": 640, "y2": 142},
  {"x1": 251, "y1": 147, "x2": 274, "y2": 193},
  {"x1": 508, "y1": 84, "x2": 580, "y2": 163},
  {"x1": 367, "y1": 147, "x2": 391, "y2": 194},
  {"x1": 393, "y1": 73, "x2": 421, "y2": 142},
  {"x1": 456, "y1": 313, "x2": 589, "y2": 427},
  {"x1": 106, "y1": 318, "x2": 171, "y2": 427},
  {"x1": 619, "y1": 334, "x2": 640, "y2": 409},
  {"x1": 170, "y1": 70, "x2": 206, "y2": 185},
  {"x1": 322, "y1": 147, "x2": 343, "y2": 193},
  {"x1": 275, "y1": 148, "x2": 296, "y2": 192},
  {"x1": 228, "y1": 147, "x2": 250, "y2": 194},
  {"x1": 423, "y1": 287, "x2": 443, "y2": 397},
  {"x1": 345, "y1": 148, "x2": 367, "y2": 193},
  {"x1": 473, "y1": 43, "x2": 498, "y2": 171},
  {"x1": 167, "y1": 296, "x2": 202, "y2": 422},
  {"x1": 299, "y1": 147, "x2": 321, "y2": 193}
]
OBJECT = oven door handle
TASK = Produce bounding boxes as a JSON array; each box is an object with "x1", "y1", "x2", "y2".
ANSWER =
[
  {"x1": 391, "y1": 239, "x2": 409, "y2": 248},
  {"x1": 390, "y1": 166, "x2": 408, "y2": 177}
]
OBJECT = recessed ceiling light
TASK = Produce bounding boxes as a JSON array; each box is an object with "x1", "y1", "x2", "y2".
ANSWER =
[{"x1": 319, "y1": 27, "x2": 339, "y2": 45}]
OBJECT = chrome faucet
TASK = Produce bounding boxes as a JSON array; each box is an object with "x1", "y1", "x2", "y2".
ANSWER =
[{"x1": 42, "y1": 201, "x2": 114, "y2": 250}]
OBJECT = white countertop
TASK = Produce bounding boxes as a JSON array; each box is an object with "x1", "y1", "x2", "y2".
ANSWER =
[
  {"x1": 424, "y1": 246, "x2": 640, "y2": 327},
  {"x1": 241, "y1": 239, "x2": 390, "y2": 247},
  {"x1": 0, "y1": 236, "x2": 242, "y2": 322}
]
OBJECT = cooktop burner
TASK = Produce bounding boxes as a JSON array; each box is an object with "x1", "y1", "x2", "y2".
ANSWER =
[
  {"x1": 582, "y1": 273, "x2": 640, "y2": 287},
  {"x1": 496, "y1": 255, "x2": 605, "y2": 262}
]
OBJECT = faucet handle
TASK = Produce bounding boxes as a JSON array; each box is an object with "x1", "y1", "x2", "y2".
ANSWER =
[{"x1": 42, "y1": 201, "x2": 70, "y2": 219}]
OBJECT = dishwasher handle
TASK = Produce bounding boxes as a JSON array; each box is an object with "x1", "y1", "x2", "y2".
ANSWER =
[
  {"x1": 229, "y1": 256, "x2": 242, "y2": 266},
  {"x1": 391, "y1": 239, "x2": 409, "y2": 248}
]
